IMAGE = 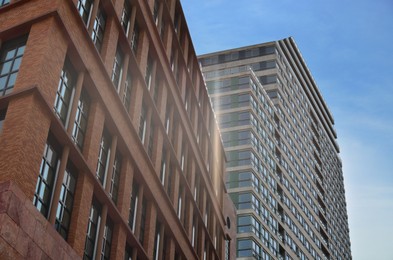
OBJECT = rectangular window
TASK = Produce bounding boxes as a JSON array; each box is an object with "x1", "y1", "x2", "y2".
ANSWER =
[
  {"x1": 0, "y1": 35, "x2": 27, "y2": 96},
  {"x1": 72, "y1": 89, "x2": 90, "y2": 150},
  {"x1": 33, "y1": 136, "x2": 60, "y2": 218},
  {"x1": 124, "y1": 244, "x2": 133, "y2": 260},
  {"x1": 147, "y1": 120, "x2": 155, "y2": 158},
  {"x1": 0, "y1": 0, "x2": 10, "y2": 7},
  {"x1": 0, "y1": 108, "x2": 6, "y2": 133},
  {"x1": 130, "y1": 22, "x2": 139, "y2": 54},
  {"x1": 145, "y1": 56, "x2": 153, "y2": 90},
  {"x1": 159, "y1": 149, "x2": 167, "y2": 186},
  {"x1": 91, "y1": 6, "x2": 106, "y2": 51},
  {"x1": 139, "y1": 198, "x2": 147, "y2": 245},
  {"x1": 177, "y1": 186, "x2": 182, "y2": 219},
  {"x1": 55, "y1": 164, "x2": 77, "y2": 240},
  {"x1": 54, "y1": 60, "x2": 76, "y2": 126},
  {"x1": 138, "y1": 102, "x2": 147, "y2": 143},
  {"x1": 96, "y1": 128, "x2": 111, "y2": 185},
  {"x1": 101, "y1": 219, "x2": 113, "y2": 260},
  {"x1": 153, "y1": 0, "x2": 159, "y2": 25},
  {"x1": 153, "y1": 221, "x2": 161, "y2": 260},
  {"x1": 128, "y1": 181, "x2": 139, "y2": 231},
  {"x1": 84, "y1": 199, "x2": 102, "y2": 260},
  {"x1": 109, "y1": 151, "x2": 121, "y2": 204},
  {"x1": 122, "y1": 72, "x2": 132, "y2": 111},
  {"x1": 111, "y1": 47, "x2": 123, "y2": 91},
  {"x1": 121, "y1": 1, "x2": 131, "y2": 35},
  {"x1": 77, "y1": 0, "x2": 94, "y2": 25}
]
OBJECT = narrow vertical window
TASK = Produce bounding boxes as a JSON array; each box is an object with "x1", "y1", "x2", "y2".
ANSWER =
[
  {"x1": 130, "y1": 22, "x2": 139, "y2": 54},
  {"x1": 101, "y1": 219, "x2": 113, "y2": 260},
  {"x1": 91, "y1": 6, "x2": 106, "y2": 51},
  {"x1": 128, "y1": 181, "x2": 139, "y2": 231},
  {"x1": 122, "y1": 72, "x2": 132, "y2": 111},
  {"x1": 153, "y1": 0, "x2": 159, "y2": 25},
  {"x1": 33, "y1": 137, "x2": 60, "y2": 218},
  {"x1": 153, "y1": 221, "x2": 161, "y2": 260},
  {"x1": 77, "y1": 0, "x2": 94, "y2": 25},
  {"x1": 191, "y1": 215, "x2": 196, "y2": 247},
  {"x1": 139, "y1": 102, "x2": 147, "y2": 143},
  {"x1": 54, "y1": 60, "x2": 76, "y2": 126},
  {"x1": 84, "y1": 199, "x2": 102, "y2": 260},
  {"x1": 121, "y1": 1, "x2": 131, "y2": 35},
  {"x1": 96, "y1": 128, "x2": 111, "y2": 185},
  {"x1": 110, "y1": 151, "x2": 121, "y2": 204},
  {"x1": 159, "y1": 149, "x2": 166, "y2": 186},
  {"x1": 177, "y1": 186, "x2": 182, "y2": 219},
  {"x1": 0, "y1": 0, "x2": 10, "y2": 7},
  {"x1": 55, "y1": 164, "x2": 77, "y2": 240},
  {"x1": 139, "y1": 198, "x2": 147, "y2": 245},
  {"x1": 124, "y1": 244, "x2": 133, "y2": 260},
  {"x1": 165, "y1": 103, "x2": 171, "y2": 134},
  {"x1": 111, "y1": 47, "x2": 123, "y2": 91},
  {"x1": 145, "y1": 56, "x2": 153, "y2": 90},
  {"x1": 0, "y1": 108, "x2": 6, "y2": 133},
  {"x1": 147, "y1": 120, "x2": 155, "y2": 158},
  {"x1": 72, "y1": 89, "x2": 90, "y2": 150},
  {"x1": 0, "y1": 35, "x2": 26, "y2": 96}
]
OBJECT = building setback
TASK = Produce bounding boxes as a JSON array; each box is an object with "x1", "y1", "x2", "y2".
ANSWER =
[
  {"x1": 199, "y1": 38, "x2": 351, "y2": 260},
  {"x1": 0, "y1": 0, "x2": 236, "y2": 259}
]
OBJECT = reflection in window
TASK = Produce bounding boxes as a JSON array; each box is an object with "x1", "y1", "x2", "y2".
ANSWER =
[
  {"x1": 54, "y1": 60, "x2": 76, "y2": 126},
  {"x1": 91, "y1": 6, "x2": 106, "y2": 51},
  {"x1": 55, "y1": 164, "x2": 77, "y2": 240},
  {"x1": 72, "y1": 89, "x2": 90, "y2": 150},
  {"x1": 77, "y1": 0, "x2": 93, "y2": 25},
  {"x1": 0, "y1": 36, "x2": 27, "y2": 96},
  {"x1": 33, "y1": 137, "x2": 60, "y2": 218}
]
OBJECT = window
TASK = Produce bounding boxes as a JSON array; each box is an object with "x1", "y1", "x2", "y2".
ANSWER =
[
  {"x1": 139, "y1": 198, "x2": 147, "y2": 245},
  {"x1": 191, "y1": 215, "x2": 196, "y2": 247},
  {"x1": 153, "y1": 221, "x2": 161, "y2": 260},
  {"x1": 110, "y1": 152, "x2": 121, "y2": 204},
  {"x1": 0, "y1": 36, "x2": 27, "y2": 96},
  {"x1": 153, "y1": 0, "x2": 159, "y2": 25},
  {"x1": 121, "y1": 1, "x2": 131, "y2": 35},
  {"x1": 91, "y1": 6, "x2": 106, "y2": 51},
  {"x1": 138, "y1": 102, "x2": 147, "y2": 143},
  {"x1": 0, "y1": 0, "x2": 10, "y2": 7},
  {"x1": 124, "y1": 244, "x2": 134, "y2": 260},
  {"x1": 130, "y1": 22, "x2": 139, "y2": 54},
  {"x1": 122, "y1": 72, "x2": 132, "y2": 111},
  {"x1": 147, "y1": 120, "x2": 155, "y2": 158},
  {"x1": 112, "y1": 47, "x2": 123, "y2": 90},
  {"x1": 128, "y1": 181, "x2": 139, "y2": 231},
  {"x1": 55, "y1": 164, "x2": 77, "y2": 240},
  {"x1": 72, "y1": 89, "x2": 90, "y2": 150},
  {"x1": 101, "y1": 219, "x2": 113, "y2": 260},
  {"x1": 145, "y1": 56, "x2": 153, "y2": 90},
  {"x1": 96, "y1": 128, "x2": 111, "y2": 185},
  {"x1": 0, "y1": 108, "x2": 6, "y2": 133},
  {"x1": 33, "y1": 137, "x2": 60, "y2": 218},
  {"x1": 54, "y1": 60, "x2": 76, "y2": 126},
  {"x1": 177, "y1": 186, "x2": 182, "y2": 219},
  {"x1": 77, "y1": 0, "x2": 93, "y2": 25},
  {"x1": 160, "y1": 149, "x2": 167, "y2": 186},
  {"x1": 84, "y1": 199, "x2": 102, "y2": 260}
]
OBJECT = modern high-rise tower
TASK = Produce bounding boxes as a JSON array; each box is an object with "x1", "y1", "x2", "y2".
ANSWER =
[
  {"x1": 0, "y1": 0, "x2": 235, "y2": 259},
  {"x1": 199, "y1": 38, "x2": 351, "y2": 260}
]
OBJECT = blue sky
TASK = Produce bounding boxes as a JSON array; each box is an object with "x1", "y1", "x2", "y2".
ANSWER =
[{"x1": 181, "y1": 0, "x2": 393, "y2": 259}]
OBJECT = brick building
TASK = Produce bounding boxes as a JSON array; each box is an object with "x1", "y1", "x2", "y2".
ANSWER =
[{"x1": 0, "y1": 0, "x2": 236, "y2": 259}]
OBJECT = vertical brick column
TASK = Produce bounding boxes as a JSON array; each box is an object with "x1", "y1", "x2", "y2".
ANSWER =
[
  {"x1": 117, "y1": 159, "x2": 134, "y2": 220},
  {"x1": 82, "y1": 101, "x2": 105, "y2": 170},
  {"x1": 0, "y1": 94, "x2": 51, "y2": 199},
  {"x1": 110, "y1": 224, "x2": 127, "y2": 260},
  {"x1": 144, "y1": 203, "x2": 157, "y2": 258},
  {"x1": 67, "y1": 171, "x2": 94, "y2": 257},
  {"x1": 101, "y1": 16, "x2": 119, "y2": 75},
  {"x1": 15, "y1": 16, "x2": 68, "y2": 103}
]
